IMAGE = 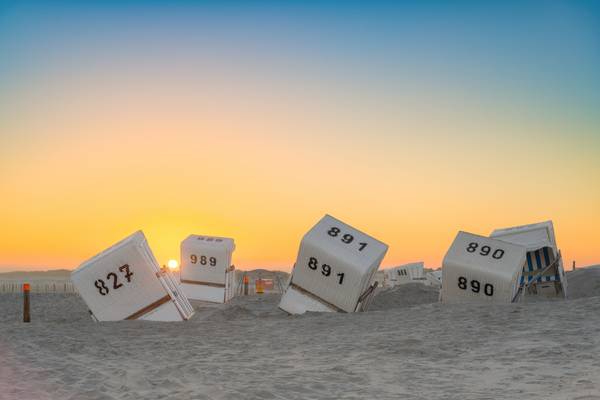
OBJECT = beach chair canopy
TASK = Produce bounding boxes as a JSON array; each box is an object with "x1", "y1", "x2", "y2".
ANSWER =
[
  {"x1": 279, "y1": 214, "x2": 388, "y2": 314},
  {"x1": 71, "y1": 231, "x2": 194, "y2": 321},
  {"x1": 180, "y1": 235, "x2": 236, "y2": 303},
  {"x1": 441, "y1": 231, "x2": 527, "y2": 304},
  {"x1": 490, "y1": 221, "x2": 557, "y2": 251}
]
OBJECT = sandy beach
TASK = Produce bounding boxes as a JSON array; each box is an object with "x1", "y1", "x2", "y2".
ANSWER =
[{"x1": 1, "y1": 268, "x2": 600, "y2": 400}]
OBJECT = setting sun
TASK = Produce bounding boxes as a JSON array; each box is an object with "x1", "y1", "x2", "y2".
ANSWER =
[{"x1": 167, "y1": 259, "x2": 179, "y2": 270}]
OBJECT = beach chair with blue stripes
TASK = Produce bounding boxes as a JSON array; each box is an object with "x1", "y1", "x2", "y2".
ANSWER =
[{"x1": 490, "y1": 221, "x2": 567, "y2": 300}]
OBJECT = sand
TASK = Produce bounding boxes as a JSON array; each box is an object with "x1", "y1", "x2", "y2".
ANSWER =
[
  {"x1": 369, "y1": 282, "x2": 440, "y2": 311},
  {"x1": 1, "y1": 269, "x2": 600, "y2": 399},
  {"x1": 567, "y1": 265, "x2": 600, "y2": 299}
]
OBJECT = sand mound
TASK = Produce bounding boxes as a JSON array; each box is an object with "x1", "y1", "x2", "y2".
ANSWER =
[
  {"x1": 192, "y1": 294, "x2": 286, "y2": 321},
  {"x1": 368, "y1": 282, "x2": 439, "y2": 311},
  {"x1": 567, "y1": 265, "x2": 600, "y2": 299},
  {"x1": 199, "y1": 305, "x2": 258, "y2": 322}
]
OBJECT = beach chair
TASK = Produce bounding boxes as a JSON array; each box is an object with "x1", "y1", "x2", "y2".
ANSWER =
[
  {"x1": 441, "y1": 231, "x2": 527, "y2": 303},
  {"x1": 384, "y1": 262, "x2": 425, "y2": 286},
  {"x1": 71, "y1": 231, "x2": 194, "y2": 321},
  {"x1": 490, "y1": 221, "x2": 568, "y2": 300},
  {"x1": 180, "y1": 235, "x2": 236, "y2": 303},
  {"x1": 279, "y1": 214, "x2": 388, "y2": 314}
]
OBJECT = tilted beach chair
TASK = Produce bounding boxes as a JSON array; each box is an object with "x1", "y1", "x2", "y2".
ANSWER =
[
  {"x1": 71, "y1": 231, "x2": 194, "y2": 321},
  {"x1": 441, "y1": 231, "x2": 527, "y2": 304},
  {"x1": 490, "y1": 221, "x2": 567, "y2": 300},
  {"x1": 278, "y1": 214, "x2": 388, "y2": 314}
]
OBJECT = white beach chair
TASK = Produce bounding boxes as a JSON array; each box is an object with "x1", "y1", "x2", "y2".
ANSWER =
[
  {"x1": 490, "y1": 221, "x2": 567, "y2": 300},
  {"x1": 441, "y1": 231, "x2": 527, "y2": 303},
  {"x1": 278, "y1": 215, "x2": 388, "y2": 314},
  {"x1": 384, "y1": 262, "x2": 425, "y2": 286},
  {"x1": 180, "y1": 235, "x2": 236, "y2": 303},
  {"x1": 71, "y1": 231, "x2": 194, "y2": 321}
]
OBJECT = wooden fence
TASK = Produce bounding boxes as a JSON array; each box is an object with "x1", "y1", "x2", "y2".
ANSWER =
[{"x1": 0, "y1": 280, "x2": 77, "y2": 294}]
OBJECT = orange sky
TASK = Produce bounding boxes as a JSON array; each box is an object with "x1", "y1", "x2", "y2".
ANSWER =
[{"x1": 1, "y1": 80, "x2": 598, "y2": 271}]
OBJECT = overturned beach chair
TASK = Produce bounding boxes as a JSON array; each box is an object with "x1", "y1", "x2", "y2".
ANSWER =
[
  {"x1": 71, "y1": 231, "x2": 194, "y2": 321},
  {"x1": 180, "y1": 235, "x2": 236, "y2": 303},
  {"x1": 384, "y1": 262, "x2": 425, "y2": 287},
  {"x1": 490, "y1": 221, "x2": 567, "y2": 300},
  {"x1": 441, "y1": 231, "x2": 527, "y2": 303},
  {"x1": 279, "y1": 214, "x2": 388, "y2": 314}
]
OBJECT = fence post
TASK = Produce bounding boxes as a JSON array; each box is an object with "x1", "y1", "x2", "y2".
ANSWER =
[{"x1": 23, "y1": 283, "x2": 31, "y2": 323}]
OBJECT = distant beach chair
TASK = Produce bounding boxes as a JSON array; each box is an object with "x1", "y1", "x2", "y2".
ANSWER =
[
  {"x1": 71, "y1": 231, "x2": 194, "y2": 321},
  {"x1": 279, "y1": 214, "x2": 388, "y2": 314},
  {"x1": 180, "y1": 235, "x2": 236, "y2": 303},
  {"x1": 383, "y1": 262, "x2": 425, "y2": 287},
  {"x1": 490, "y1": 221, "x2": 567, "y2": 300}
]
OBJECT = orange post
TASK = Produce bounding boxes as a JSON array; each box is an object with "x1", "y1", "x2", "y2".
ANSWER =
[
  {"x1": 243, "y1": 275, "x2": 249, "y2": 295},
  {"x1": 255, "y1": 278, "x2": 264, "y2": 294},
  {"x1": 23, "y1": 283, "x2": 31, "y2": 323}
]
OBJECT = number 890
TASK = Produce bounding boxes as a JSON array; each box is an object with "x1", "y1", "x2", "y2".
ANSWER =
[
  {"x1": 466, "y1": 242, "x2": 505, "y2": 260},
  {"x1": 458, "y1": 276, "x2": 494, "y2": 296}
]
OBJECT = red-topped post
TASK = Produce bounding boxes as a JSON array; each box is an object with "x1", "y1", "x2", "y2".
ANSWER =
[
  {"x1": 23, "y1": 283, "x2": 31, "y2": 323},
  {"x1": 243, "y1": 275, "x2": 249, "y2": 295}
]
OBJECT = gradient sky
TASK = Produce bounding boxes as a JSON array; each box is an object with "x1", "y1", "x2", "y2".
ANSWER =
[{"x1": 1, "y1": 1, "x2": 599, "y2": 272}]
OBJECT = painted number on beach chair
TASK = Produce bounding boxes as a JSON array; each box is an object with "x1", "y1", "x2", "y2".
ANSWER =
[
  {"x1": 327, "y1": 227, "x2": 368, "y2": 252},
  {"x1": 466, "y1": 242, "x2": 505, "y2": 260},
  {"x1": 190, "y1": 255, "x2": 217, "y2": 266},
  {"x1": 457, "y1": 276, "x2": 494, "y2": 296},
  {"x1": 308, "y1": 257, "x2": 345, "y2": 285},
  {"x1": 94, "y1": 264, "x2": 134, "y2": 296}
]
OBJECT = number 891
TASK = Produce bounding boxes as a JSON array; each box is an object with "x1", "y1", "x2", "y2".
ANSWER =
[
  {"x1": 327, "y1": 227, "x2": 368, "y2": 252},
  {"x1": 307, "y1": 257, "x2": 345, "y2": 285}
]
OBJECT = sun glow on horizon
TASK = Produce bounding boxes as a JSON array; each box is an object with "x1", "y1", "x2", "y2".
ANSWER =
[{"x1": 167, "y1": 259, "x2": 179, "y2": 271}]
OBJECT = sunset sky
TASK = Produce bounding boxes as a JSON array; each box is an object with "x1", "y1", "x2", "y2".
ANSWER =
[{"x1": 1, "y1": 1, "x2": 599, "y2": 272}]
